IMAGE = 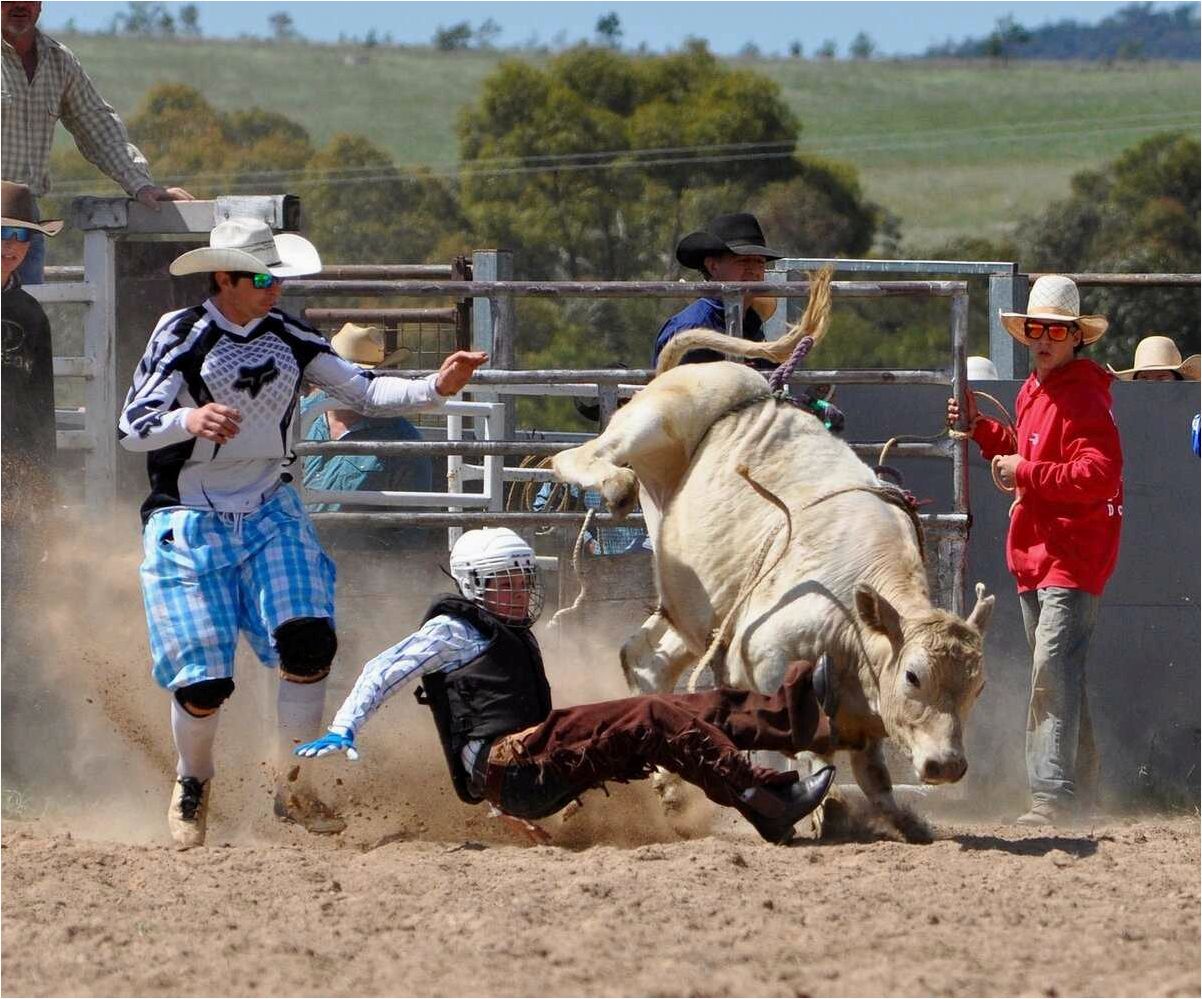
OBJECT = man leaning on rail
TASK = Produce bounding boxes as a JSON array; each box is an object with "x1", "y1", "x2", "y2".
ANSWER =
[
  {"x1": 2, "y1": 1, "x2": 194, "y2": 284},
  {"x1": 117, "y1": 217, "x2": 488, "y2": 848}
]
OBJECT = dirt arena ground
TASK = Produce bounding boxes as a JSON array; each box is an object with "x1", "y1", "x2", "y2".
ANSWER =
[
  {"x1": 3, "y1": 808, "x2": 1198, "y2": 997},
  {"x1": 2, "y1": 520, "x2": 1199, "y2": 997}
]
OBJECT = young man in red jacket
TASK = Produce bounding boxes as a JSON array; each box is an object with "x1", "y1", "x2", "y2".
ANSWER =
[{"x1": 949, "y1": 275, "x2": 1123, "y2": 827}]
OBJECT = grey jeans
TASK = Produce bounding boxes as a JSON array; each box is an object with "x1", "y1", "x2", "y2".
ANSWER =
[{"x1": 1019, "y1": 587, "x2": 1100, "y2": 811}]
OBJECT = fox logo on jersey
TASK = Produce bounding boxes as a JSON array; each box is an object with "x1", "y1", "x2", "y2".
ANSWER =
[{"x1": 233, "y1": 358, "x2": 280, "y2": 399}]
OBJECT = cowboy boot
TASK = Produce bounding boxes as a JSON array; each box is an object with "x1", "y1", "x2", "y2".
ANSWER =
[{"x1": 740, "y1": 765, "x2": 836, "y2": 844}]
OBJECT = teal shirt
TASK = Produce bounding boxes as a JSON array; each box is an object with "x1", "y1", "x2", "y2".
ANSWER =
[{"x1": 300, "y1": 392, "x2": 432, "y2": 512}]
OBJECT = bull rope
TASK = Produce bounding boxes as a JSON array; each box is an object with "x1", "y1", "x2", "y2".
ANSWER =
[{"x1": 545, "y1": 508, "x2": 596, "y2": 632}]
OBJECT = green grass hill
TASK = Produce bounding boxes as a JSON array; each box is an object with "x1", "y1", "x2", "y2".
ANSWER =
[{"x1": 52, "y1": 34, "x2": 1200, "y2": 249}]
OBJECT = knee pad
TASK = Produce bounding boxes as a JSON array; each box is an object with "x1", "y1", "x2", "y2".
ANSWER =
[
  {"x1": 175, "y1": 678, "x2": 235, "y2": 715},
  {"x1": 275, "y1": 616, "x2": 337, "y2": 683}
]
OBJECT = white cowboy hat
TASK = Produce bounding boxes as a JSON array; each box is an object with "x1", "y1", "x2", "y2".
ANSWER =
[
  {"x1": 169, "y1": 218, "x2": 321, "y2": 277},
  {"x1": 966, "y1": 355, "x2": 999, "y2": 381},
  {"x1": 999, "y1": 274, "x2": 1108, "y2": 346},
  {"x1": 329, "y1": 322, "x2": 411, "y2": 369},
  {"x1": 1108, "y1": 335, "x2": 1200, "y2": 381}
]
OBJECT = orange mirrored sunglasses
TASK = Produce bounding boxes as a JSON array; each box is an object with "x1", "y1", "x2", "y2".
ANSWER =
[{"x1": 1023, "y1": 318, "x2": 1078, "y2": 342}]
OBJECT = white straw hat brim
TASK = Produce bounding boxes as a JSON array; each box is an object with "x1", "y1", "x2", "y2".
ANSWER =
[
  {"x1": 1108, "y1": 354, "x2": 1201, "y2": 380},
  {"x1": 999, "y1": 310, "x2": 1109, "y2": 345},
  {"x1": 169, "y1": 232, "x2": 321, "y2": 277},
  {"x1": 2, "y1": 214, "x2": 64, "y2": 237}
]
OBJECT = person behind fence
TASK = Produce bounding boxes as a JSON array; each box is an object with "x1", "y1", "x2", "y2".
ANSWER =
[
  {"x1": 1107, "y1": 334, "x2": 1199, "y2": 384},
  {"x1": 117, "y1": 217, "x2": 488, "y2": 849},
  {"x1": 294, "y1": 527, "x2": 838, "y2": 846},
  {"x1": 1, "y1": 181, "x2": 60, "y2": 561},
  {"x1": 948, "y1": 274, "x2": 1122, "y2": 827},
  {"x1": 301, "y1": 322, "x2": 433, "y2": 514},
  {"x1": 530, "y1": 389, "x2": 648, "y2": 555},
  {"x1": 652, "y1": 212, "x2": 784, "y2": 369},
  {"x1": 2, "y1": 181, "x2": 61, "y2": 775},
  {"x1": 1, "y1": 1, "x2": 193, "y2": 284}
]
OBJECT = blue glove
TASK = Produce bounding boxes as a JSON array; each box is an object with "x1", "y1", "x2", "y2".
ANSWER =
[{"x1": 294, "y1": 728, "x2": 359, "y2": 761}]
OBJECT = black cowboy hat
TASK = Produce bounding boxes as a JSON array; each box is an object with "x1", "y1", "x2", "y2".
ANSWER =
[{"x1": 675, "y1": 212, "x2": 785, "y2": 271}]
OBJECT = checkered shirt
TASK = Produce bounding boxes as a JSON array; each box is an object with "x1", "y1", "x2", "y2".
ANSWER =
[{"x1": 2, "y1": 31, "x2": 154, "y2": 196}]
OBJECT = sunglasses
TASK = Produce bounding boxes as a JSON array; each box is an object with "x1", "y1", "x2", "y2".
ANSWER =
[
  {"x1": 250, "y1": 273, "x2": 283, "y2": 290},
  {"x1": 1023, "y1": 318, "x2": 1078, "y2": 342},
  {"x1": 1, "y1": 226, "x2": 32, "y2": 243}
]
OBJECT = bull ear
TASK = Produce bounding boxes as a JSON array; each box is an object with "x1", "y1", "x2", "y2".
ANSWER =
[
  {"x1": 967, "y1": 582, "x2": 996, "y2": 635},
  {"x1": 854, "y1": 583, "x2": 904, "y2": 649}
]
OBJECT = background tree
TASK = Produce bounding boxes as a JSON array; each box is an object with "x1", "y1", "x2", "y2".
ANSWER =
[
  {"x1": 179, "y1": 4, "x2": 201, "y2": 37},
  {"x1": 433, "y1": 21, "x2": 473, "y2": 51},
  {"x1": 849, "y1": 32, "x2": 876, "y2": 59},
  {"x1": 475, "y1": 18, "x2": 503, "y2": 49},
  {"x1": 815, "y1": 39, "x2": 837, "y2": 59},
  {"x1": 268, "y1": 12, "x2": 299, "y2": 42},
  {"x1": 595, "y1": 12, "x2": 623, "y2": 49},
  {"x1": 788, "y1": 40, "x2": 803, "y2": 58},
  {"x1": 1018, "y1": 131, "x2": 1199, "y2": 364}
]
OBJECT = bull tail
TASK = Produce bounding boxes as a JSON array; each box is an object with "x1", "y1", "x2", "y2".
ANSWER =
[{"x1": 655, "y1": 266, "x2": 834, "y2": 375}]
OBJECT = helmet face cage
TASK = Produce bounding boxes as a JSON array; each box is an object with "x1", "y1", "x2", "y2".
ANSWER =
[{"x1": 471, "y1": 565, "x2": 545, "y2": 627}]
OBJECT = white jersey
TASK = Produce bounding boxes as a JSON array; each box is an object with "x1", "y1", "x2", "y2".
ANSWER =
[{"x1": 118, "y1": 299, "x2": 444, "y2": 520}]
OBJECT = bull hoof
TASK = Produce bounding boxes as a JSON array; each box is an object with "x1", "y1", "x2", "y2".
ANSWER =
[{"x1": 890, "y1": 807, "x2": 934, "y2": 844}]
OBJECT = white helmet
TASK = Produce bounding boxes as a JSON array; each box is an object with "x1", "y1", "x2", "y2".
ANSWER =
[{"x1": 449, "y1": 528, "x2": 544, "y2": 627}]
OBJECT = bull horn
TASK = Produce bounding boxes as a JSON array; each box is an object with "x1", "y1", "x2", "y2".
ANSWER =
[{"x1": 967, "y1": 582, "x2": 995, "y2": 635}]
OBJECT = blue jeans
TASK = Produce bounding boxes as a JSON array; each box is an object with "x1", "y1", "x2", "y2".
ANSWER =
[
  {"x1": 15, "y1": 196, "x2": 46, "y2": 286},
  {"x1": 1019, "y1": 587, "x2": 1100, "y2": 812}
]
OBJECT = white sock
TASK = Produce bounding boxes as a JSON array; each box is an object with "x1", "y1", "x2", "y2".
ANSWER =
[
  {"x1": 171, "y1": 699, "x2": 219, "y2": 781},
  {"x1": 277, "y1": 676, "x2": 328, "y2": 772}
]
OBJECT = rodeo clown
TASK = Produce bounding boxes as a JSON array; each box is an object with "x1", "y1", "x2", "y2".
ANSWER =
[
  {"x1": 295, "y1": 527, "x2": 838, "y2": 846},
  {"x1": 118, "y1": 218, "x2": 487, "y2": 848}
]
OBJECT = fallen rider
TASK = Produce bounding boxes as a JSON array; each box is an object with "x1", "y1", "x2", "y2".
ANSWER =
[{"x1": 295, "y1": 527, "x2": 838, "y2": 845}]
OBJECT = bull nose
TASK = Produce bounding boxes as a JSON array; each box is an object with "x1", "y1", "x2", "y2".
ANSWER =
[{"x1": 921, "y1": 756, "x2": 967, "y2": 784}]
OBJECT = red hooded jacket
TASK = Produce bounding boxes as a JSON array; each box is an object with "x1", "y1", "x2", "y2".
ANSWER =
[{"x1": 972, "y1": 358, "x2": 1123, "y2": 595}]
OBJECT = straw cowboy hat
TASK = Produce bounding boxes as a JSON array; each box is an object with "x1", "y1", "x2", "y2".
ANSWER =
[
  {"x1": 1108, "y1": 335, "x2": 1200, "y2": 381},
  {"x1": 329, "y1": 322, "x2": 410, "y2": 369},
  {"x1": 967, "y1": 355, "x2": 1000, "y2": 381},
  {"x1": 676, "y1": 212, "x2": 785, "y2": 271},
  {"x1": 169, "y1": 217, "x2": 321, "y2": 277},
  {"x1": 1, "y1": 181, "x2": 63, "y2": 236},
  {"x1": 999, "y1": 274, "x2": 1108, "y2": 345}
]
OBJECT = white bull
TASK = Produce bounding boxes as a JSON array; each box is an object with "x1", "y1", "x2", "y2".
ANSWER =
[{"x1": 553, "y1": 276, "x2": 994, "y2": 841}]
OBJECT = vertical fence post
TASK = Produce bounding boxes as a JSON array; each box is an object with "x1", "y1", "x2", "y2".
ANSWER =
[
  {"x1": 723, "y1": 294, "x2": 743, "y2": 340},
  {"x1": 763, "y1": 268, "x2": 788, "y2": 341},
  {"x1": 471, "y1": 248, "x2": 516, "y2": 439},
  {"x1": 988, "y1": 270, "x2": 1028, "y2": 379},
  {"x1": 949, "y1": 287, "x2": 970, "y2": 617},
  {"x1": 446, "y1": 410, "x2": 464, "y2": 551},
  {"x1": 82, "y1": 229, "x2": 117, "y2": 508}
]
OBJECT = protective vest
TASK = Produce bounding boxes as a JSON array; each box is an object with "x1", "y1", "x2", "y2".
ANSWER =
[{"x1": 413, "y1": 595, "x2": 552, "y2": 803}]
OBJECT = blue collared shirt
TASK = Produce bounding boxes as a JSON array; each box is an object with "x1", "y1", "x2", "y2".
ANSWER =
[{"x1": 652, "y1": 297, "x2": 766, "y2": 368}]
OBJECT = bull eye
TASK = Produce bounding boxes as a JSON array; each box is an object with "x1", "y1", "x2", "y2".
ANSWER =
[{"x1": 905, "y1": 670, "x2": 921, "y2": 689}]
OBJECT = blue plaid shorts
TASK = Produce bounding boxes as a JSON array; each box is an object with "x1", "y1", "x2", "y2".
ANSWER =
[{"x1": 139, "y1": 486, "x2": 337, "y2": 691}]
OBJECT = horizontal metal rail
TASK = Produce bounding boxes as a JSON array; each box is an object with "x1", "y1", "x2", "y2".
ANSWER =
[
  {"x1": 293, "y1": 439, "x2": 953, "y2": 460},
  {"x1": 311, "y1": 510, "x2": 647, "y2": 528},
  {"x1": 286, "y1": 279, "x2": 968, "y2": 299},
  {"x1": 303, "y1": 307, "x2": 458, "y2": 324},
  {"x1": 1027, "y1": 273, "x2": 1200, "y2": 286},
  {"x1": 371, "y1": 368, "x2": 954, "y2": 386},
  {"x1": 317, "y1": 264, "x2": 455, "y2": 280},
  {"x1": 776, "y1": 257, "x2": 1015, "y2": 276},
  {"x1": 42, "y1": 265, "x2": 85, "y2": 280},
  {"x1": 26, "y1": 281, "x2": 96, "y2": 304},
  {"x1": 309, "y1": 510, "x2": 969, "y2": 529},
  {"x1": 52, "y1": 356, "x2": 95, "y2": 378}
]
